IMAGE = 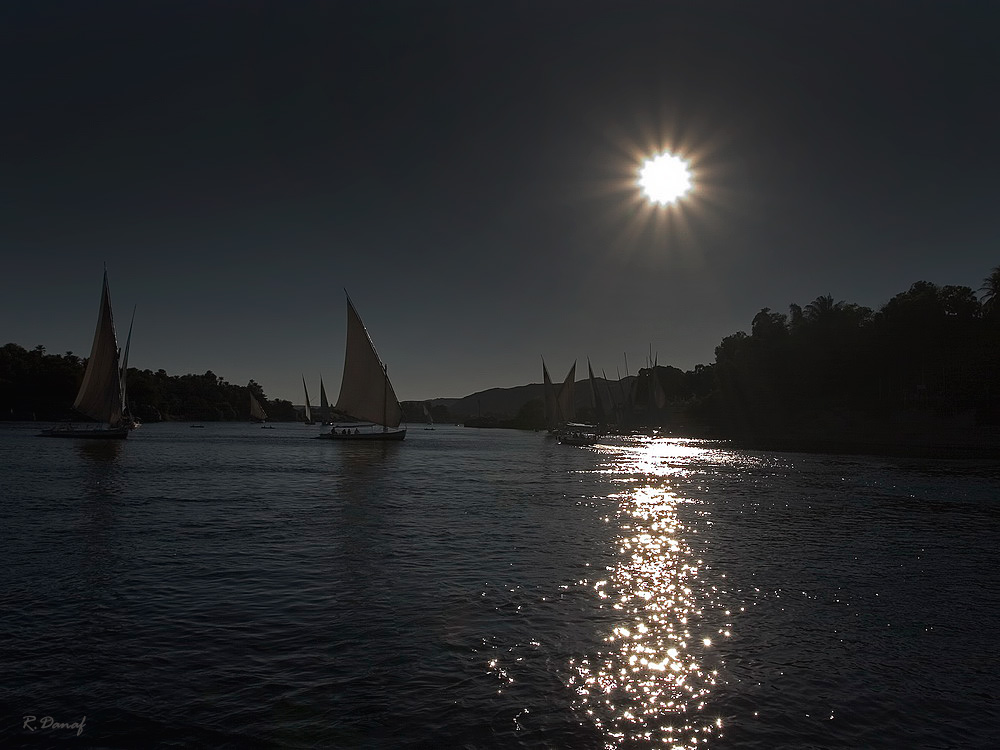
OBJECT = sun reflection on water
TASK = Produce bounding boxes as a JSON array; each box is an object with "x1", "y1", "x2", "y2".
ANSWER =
[{"x1": 568, "y1": 437, "x2": 729, "y2": 748}]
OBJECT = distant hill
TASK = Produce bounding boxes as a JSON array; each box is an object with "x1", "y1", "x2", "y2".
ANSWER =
[
  {"x1": 423, "y1": 376, "x2": 638, "y2": 422},
  {"x1": 429, "y1": 384, "x2": 541, "y2": 421}
]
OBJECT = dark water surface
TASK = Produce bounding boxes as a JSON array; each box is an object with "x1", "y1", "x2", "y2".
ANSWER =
[{"x1": 1, "y1": 422, "x2": 998, "y2": 748}]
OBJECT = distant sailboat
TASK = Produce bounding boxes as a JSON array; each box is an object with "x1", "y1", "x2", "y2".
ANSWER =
[
  {"x1": 423, "y1": 402, "x2": 435, "y2": 430},
  {"x1": 120, "y1": 305, "x2": 139, "y2": 429},
  {"x1": 543, "y1": 359, "x2": 558, "y2": 432},
  {"x1": 541, "y1": 358, "x2": 596, "y2": 445},
  {"x1": 557, "y1": 361, "x2": 577, "y2": 425},
  {"x1": 542, "y1": 358, "x2": 577, "y2": 433},
  {"x1": 588, "y1": 359, "x2": 607, "y2": 428},
  {"x1": 40, "y1": 269, "x2": 134, "y2": 439},
  {"x1": 249, "y1": 389, "x2": 268, "y2": 424},
  {"x1": 318, "y1": 291, "x2": 406, "y2": 440},
  {"x1": 319, "y1": 376, "x2": 332, "y2": 424},
  {"x1": 302, "y1": 375, "x2": 315, "y2": 424}
]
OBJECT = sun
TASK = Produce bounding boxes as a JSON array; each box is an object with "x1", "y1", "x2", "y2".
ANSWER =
[{"x1": 638, "y1": 152, "x2": 693, "y2": 205}]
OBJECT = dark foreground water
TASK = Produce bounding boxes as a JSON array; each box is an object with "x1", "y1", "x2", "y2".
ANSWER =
[{"x1": 1, "y1": 422, "x2": 998, "y2": 749}]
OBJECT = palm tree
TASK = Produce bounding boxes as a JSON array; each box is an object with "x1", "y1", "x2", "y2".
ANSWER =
[
  {"x1": 804, "y1": 294, "x2": 839, "y2": 322},
  {"x1": 980, "y1": 265, "x2": 1000, "y2": 316}
]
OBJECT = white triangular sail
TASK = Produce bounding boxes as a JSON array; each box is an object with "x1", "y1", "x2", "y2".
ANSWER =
[
  {"x1": 73, "y1": 270, "x2": 125, "y2": 427},
  {"x1": 119, "y1": 305, "x2": 136, "y2": 422},
  {"x1": 334, "y1": 293, "x2": 402, "y2": 428},
  {"x1": 302, "y1": 374, "x2": 313, "y2": 422},
  {"x1": 588, "y1": 359, "x2": 606, "y2": 424},
  {"x1": 556, "y1": 361, "x2": 577, "y2": 423},
  {"x1": 249, "y1": 391, "x2": 268, "y2": 421},
  {"x1": 542, "y1": 359, "x2": 558, "y2": 430}
]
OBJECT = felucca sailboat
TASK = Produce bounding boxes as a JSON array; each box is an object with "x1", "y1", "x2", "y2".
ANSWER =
[
  {"x1": 302, "y1": 375, "x2": 315, "y2": 424},
  {"x1": 249, "y1": 389, "x2": 268, "y2": 423},
  {"x1": 40, "y1": 269, "x2": 134, "y2": 439},
  {"x1": 318, "y1": 291, "x2": 406, "y2": 441},
  {"x1": 319, "y1": 376, "x2": 332, "y2": 424},
  {"x1": 542, "y1": 358, "x2": 577, "y2": 433}
]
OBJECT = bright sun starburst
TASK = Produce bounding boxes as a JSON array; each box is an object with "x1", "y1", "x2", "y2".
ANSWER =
[{"x1": 638, "y1": 152, "x2": 693, "y2": 205}]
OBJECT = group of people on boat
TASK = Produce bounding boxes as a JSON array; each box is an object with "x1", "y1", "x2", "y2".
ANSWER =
[
  {"x1": 331, "y1": 427, "x2": 360, "y2": 435},
  {"x1": 560, "y1": 428, "x2": 598, "y2": 446}
]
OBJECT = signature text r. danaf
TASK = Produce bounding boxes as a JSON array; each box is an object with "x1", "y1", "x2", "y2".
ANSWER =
[{"x1": 23, "y1": 715, "x2": 87, "y2": 736}]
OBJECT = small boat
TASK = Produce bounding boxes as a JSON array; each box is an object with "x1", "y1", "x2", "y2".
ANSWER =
[
  {"x1": 324, "y1": 422, "x2": 402, "y2": 439},
  {"x1": 317, "y1": 291, "x2": 406, "y2": 441},
  {"x1": 423, "y1": 402, "x2": 435, "y2": 430},
  {"x1": 559, "y1": 423, "x2": 599, "y2": 446},
  {"x1": 39, "y1": 269, "x2": 135, "y2": 439},
  {"x1": 249, "y1": 389, "x2": 268, "y2": 424},
  {"x1": 302, "y1": 374, "x2": 316, "y2": 424}
]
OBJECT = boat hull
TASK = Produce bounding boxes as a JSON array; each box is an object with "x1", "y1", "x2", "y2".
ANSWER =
[
  {"x1": 39, "y1": 426, "x2": 130, "y2": 439},
  {"x1": 316, "y1": 427, "x2": 406, "y2": 441}
]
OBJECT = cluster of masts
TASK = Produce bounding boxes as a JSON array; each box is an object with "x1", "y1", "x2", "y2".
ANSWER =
[{"x1": 542, "y1": 351, "x2": 669, "y2": 445}]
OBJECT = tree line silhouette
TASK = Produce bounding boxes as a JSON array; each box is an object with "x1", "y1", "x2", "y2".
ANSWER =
[
  {"x1": 3, "y1": 266, "x2": 1000, "y2": 452},
  {"x1": 676, "y1": 266, "x2": 1000, "y2": 452},
  {"x1": 0, "y1": 354, "x2": 298, "y2": 423}
]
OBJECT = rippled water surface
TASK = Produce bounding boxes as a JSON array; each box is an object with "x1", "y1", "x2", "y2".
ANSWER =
[{"x1": 2, "y1": 422, "x2": 998, "y2": 748}]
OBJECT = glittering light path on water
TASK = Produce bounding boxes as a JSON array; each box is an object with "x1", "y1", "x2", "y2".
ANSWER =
[{"x1": 568, "y1": 438, "x2": 730, "y2": 748}]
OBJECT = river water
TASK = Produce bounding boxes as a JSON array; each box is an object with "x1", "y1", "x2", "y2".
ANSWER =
[{"x1": 1, "y1": 422, "x2": 998, "y2": 748}]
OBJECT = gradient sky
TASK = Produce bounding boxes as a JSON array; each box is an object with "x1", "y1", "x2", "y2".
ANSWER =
[{"x1": 4, "y1": 1, "x2": 999, "y2": 403}]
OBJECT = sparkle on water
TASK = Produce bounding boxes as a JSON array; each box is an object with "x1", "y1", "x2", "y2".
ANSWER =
[{"x1": 567, "y1": 437, "x2": 732, "y2": 748}]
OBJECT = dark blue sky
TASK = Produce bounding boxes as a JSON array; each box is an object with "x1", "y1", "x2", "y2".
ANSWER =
[{"x1": 3, "y1": 1, "x2": 998, "y2": 402}]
